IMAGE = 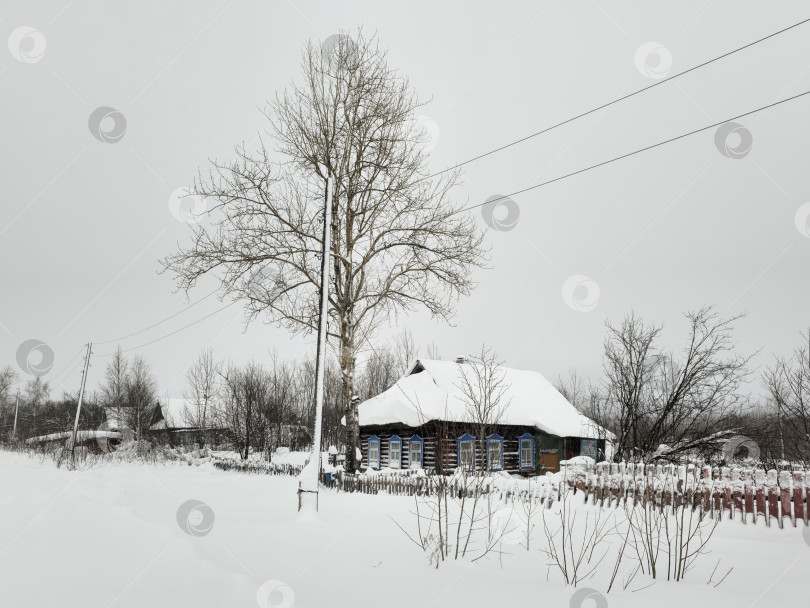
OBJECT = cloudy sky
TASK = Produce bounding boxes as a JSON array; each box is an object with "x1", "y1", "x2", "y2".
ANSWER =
[{"x1": 1, "y1": 0, "x2": 809, "y2": 401}]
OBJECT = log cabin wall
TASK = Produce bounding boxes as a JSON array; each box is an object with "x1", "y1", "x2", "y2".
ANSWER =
[
  {"x1": 359, "y1": 424, "x2": 440, "y2": 472},
  {"x1": 361, "y1": 422, "x2": 548, "y2": 475}
]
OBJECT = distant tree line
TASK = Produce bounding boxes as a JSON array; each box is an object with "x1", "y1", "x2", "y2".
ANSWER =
[{"x1": 0, "y1": 330, "x2": 433, "y2": 460}]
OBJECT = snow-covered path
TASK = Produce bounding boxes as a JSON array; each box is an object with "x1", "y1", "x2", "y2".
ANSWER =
[{"x1": 0, "y1": 451, "x2": 806, "y2": 608}]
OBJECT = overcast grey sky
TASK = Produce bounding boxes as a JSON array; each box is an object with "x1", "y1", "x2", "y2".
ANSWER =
[{"x1": 2, "y1": 0, "x2": 809, "y2": 401}]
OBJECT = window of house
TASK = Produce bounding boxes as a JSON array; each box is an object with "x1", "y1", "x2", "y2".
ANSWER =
[
  {"x1": 518, "y1": 433, "x2": 534, "y2": 470},
  {"x1": 486, "y1": 434, "x2": 503, "y2": 471},
  {"x1": 580, "y1": 438, "x2": 597, "y2": 460},
  {"x1": 458, "y1": 434, "x2": 475, "y2": 471},
  {"x1": 389, "y1": 436, "x2": 402, "y2": 469},
  {"x1": 408, "y1": 435, "x2": 423, "y2": 468},
  {"x1": 368, "y1": 436, "x2": 380, "y2": 470}
]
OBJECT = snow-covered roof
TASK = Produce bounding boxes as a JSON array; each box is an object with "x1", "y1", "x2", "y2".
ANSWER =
[
  {"x1": 155, "y1": 398, "x2": 196, "y2": 429},
  {"x1": 358, "y1": 359, "x2": 606, "y2": 439}
]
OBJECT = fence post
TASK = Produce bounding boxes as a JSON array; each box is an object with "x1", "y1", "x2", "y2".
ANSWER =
[
  {"x1": 646, "y1": 464, "x2": 655, "y2": 509},
  {"x1": 766, "y1": 470, "x2": 779, "y2": 528},
  {"x1": 594, "y1": 462, "x2": 605, "y2": 506},
  {"x1": 742, "y1": 469, "x2": 754, "y2": 524},
  {"x1": 700, "y1": 465, "x2": 711, "y2": 518},
  {"x1": 792, "y1": 471, "x2": 805, "y2": 525},
  {"x1": 731, "y1": 468, "x2": 743, "y2": 522},
  {"x1": 779, "y1": 471, "x2": 793, "y2": 527},
  {"x1": 754, "y1": 469, "x2": 766, "y2": 523}
]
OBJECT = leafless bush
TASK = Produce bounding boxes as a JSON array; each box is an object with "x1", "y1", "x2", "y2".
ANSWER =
[{"x1": 539, "y1": 489, "x2": 618, "y2": 585}]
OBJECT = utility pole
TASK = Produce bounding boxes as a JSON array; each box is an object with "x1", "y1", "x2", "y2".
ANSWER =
[
  {"x1": 300, "y1": 170, "x2": 332, "y2": 512},
  {"x1": 12, "y1": 389, "x2": 20, "y2": 440},
  {"x1": 69, "y1": 343, "x2": 93, "y2": 462}
]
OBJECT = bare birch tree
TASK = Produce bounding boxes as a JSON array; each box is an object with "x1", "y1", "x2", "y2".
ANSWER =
[
  {"x1": 161, "y1": 30, "x2": 487, "y2": 470},
  {"x1": 183, "y1": 347, "x2": 221, "y2": 444},
  {"x1": 100, "y1": 346, "x2": 128, "y2": 430},
  {"x1": 458, "y1": 346, "x2": 511, "y2": 460},
  {"x1": 124, "y1": 355, "x2": 158, "y2": 442}
]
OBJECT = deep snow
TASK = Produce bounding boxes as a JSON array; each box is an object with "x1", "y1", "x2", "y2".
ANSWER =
[{"x1": 0, "y1": 450, "x2": 807, "y2": 608}]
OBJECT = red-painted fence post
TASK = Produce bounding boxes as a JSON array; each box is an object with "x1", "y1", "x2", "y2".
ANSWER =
[
  {"x1": 595, "y1": 462, "x2": 603, "y2": 504},
  {"x1": 576, "y1": 465, "x2": 587, "y2": 496},
  {"x1": 698, "y1": 465, "x2": 712, "y2": 514},
  {"x1": 754, "y1": 469, "x2": 766, "y2": 524},
  {"x1": 805, "y1": 471, "x2": 810, "y2": 527},
  {"x1": 731, "y1": 468, "x2": 743, "y2": 522},
  {"x1": 766, "y1": 470, "x2": 779, "y2": 528},
  {"x1": 779, "y1": 471, "x2": 793, "y2": 526},
  {"x1": 625, "y1": 462, "x2": 633, "y2": 505},
  {"x1": 743, "y1": 469, "x2": 754, "y2": 524},
  {"x1": 721, "y1": 467, "x2": 732, "y2": 520},
  {"x1": 792, "y1": 471, "x2": 804, "y2": 525}
]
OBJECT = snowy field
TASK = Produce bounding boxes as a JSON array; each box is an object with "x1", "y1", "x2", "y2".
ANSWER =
[{"x1": 1, "y1": 450, "x2": 807, "y2": 608}]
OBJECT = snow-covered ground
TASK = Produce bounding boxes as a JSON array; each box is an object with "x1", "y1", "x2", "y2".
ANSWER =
[{"x1": 0, "y1": 450, "x2": 807, "y2": 608}]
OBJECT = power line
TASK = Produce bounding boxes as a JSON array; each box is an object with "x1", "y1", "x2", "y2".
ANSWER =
[
  {"x1": 51, "y1": 353, "x2": 86, "y2": 389},
  {"x1": 93, "y1": 287, "x2": 219, "y2": 345},
  {"x1": 94, "y1": 301, "x2": 238, "y2": 357},
  {"x1": 457, "y1": 89, "x2": 810, "y2": 215},
  {"x1": 428, "y1": 16, "x2": 810, "y2": 180},
  {"x1": 46, "y1": 345, "x2": 86, "y2": 387}
]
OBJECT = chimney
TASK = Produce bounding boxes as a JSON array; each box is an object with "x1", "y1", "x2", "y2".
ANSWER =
[{"x1": 455, "y1": 356, "x2": 466, "y2": 364}]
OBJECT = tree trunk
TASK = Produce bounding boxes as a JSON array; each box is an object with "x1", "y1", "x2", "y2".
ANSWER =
[{"x1": 341, "y1": 314, "x2": 358, "y2": 472}]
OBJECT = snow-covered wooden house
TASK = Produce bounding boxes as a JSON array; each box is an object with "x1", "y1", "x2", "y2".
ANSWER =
[
  {"x1": 146, "y1": 398, "x2": 231, "y2": 448},
  {"x1": 357, "y1": 359, "x2": 608, "y2": 475}
]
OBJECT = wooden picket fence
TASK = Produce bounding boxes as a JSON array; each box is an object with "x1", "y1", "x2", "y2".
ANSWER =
[
  {"x1": 212, "y1": 458, "x2": 305, "y2": 477},
  {"x1": 568, "y1": 462, "x2": 809, "y2": 528},
  {"x1": 210, "y1": 454, "x2": 809, "y2": 529},
  {"x1": 322, "y1": 463, "x2": 810, "y2": 529}
]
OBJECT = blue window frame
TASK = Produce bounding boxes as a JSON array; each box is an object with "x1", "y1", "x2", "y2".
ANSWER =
[
  {"x1": 408, "y1": 435, "x2": 424, "y2": 469},
  {"x1": 389, "y1": 435, "x2": 402, "y2": 469},
  {"x1": 580, "y1": 438, "x2": 598, "y2": 460},
  {"x1": 486, "y1": 434, "x2": 504, "y2": 471},
  {"x1": 518, "y1": 433, "x2": 535, "y2": 471},
  {"x1": 457, "y1": 433, "x2": 476, "y2": 471},
  {"x1": 368, "y1": 435, "x2": 381, "y2": 470}
]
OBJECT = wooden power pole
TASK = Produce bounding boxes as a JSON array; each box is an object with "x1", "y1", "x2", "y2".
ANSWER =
[
  {"x1": 12, "y1": 389, "x2": 20, "y2": 439},
  {"x1": 69, "y1": 342, "x2": 93, "y2": 461}
]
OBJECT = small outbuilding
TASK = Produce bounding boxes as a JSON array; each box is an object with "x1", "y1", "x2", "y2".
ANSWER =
[{"x1": 357, "y1": 359, "x2": 609, "y2": 475}]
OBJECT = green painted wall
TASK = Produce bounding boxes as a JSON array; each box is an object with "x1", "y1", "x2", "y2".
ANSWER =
[{"x1": 534, "y1": 431, "x2": 563, "y2": 474}]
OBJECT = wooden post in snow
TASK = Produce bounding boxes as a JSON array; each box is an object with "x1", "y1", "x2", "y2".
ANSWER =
[
  {"x1": 69, "y1": 343, "x2": 93, "y2": 463},
  {"x1": 12, "y1": 390, "x2": 20, "y2": 439}
]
